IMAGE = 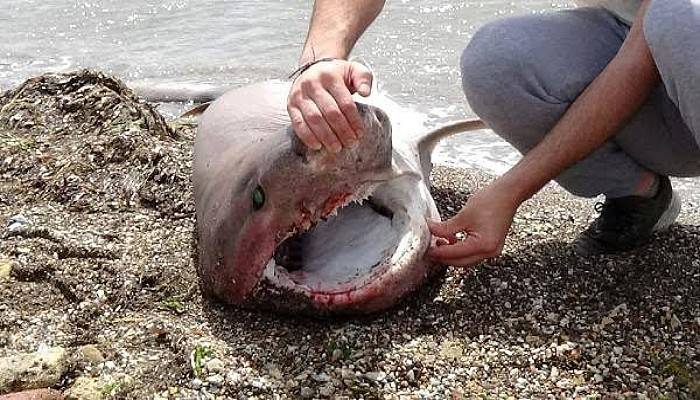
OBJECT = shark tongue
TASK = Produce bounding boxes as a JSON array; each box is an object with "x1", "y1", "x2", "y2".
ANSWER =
[{"x1": 268, "y1": 194, "x2": 399, "y2": 294}]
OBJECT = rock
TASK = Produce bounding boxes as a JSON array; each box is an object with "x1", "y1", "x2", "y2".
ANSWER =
[
  {"x1": 77, "y1": 345, "x2": 104, "y2": 365},
  {"x1": 440, "y1": 340, "x2": 463, "y2": 361},
  {"x1": 670, "y1": 314, "x2": 682, "y2": 330},
  {"x1": 340, "y1": 369, "x2": 354, "y2": 380},
  {"x1": 206, "y1": 374, "x2": 224, "y2": 387},
  {"x1": 525, "y1": 335, "x2": 540, "y2": 345},
  {"x1": 364, "y1": 371, "x2": 386, "y2": 382},
  {"x1": 318, "y1": 384, "x2": 335, "y2": 397},
  {"x1": 204, "y1": 359, "x2": 225, "y2": 374},
  {"x1": 6, "y1": 215, "x2": 29, "y2": 235},
  {"x1": 265, "y1": 364, "x2": 282, "y2": 380},
  {"x1": 556, "y1": 379, "x2": 573, "y2": 389},
  {"x1": 549, "y1": 366, "x2": 559, "y2": 381},
  {"x1": 0, "y1": 259, "x2": 12, "y2": 281},
  {"x1": 0, "y1": 389, "x2": 63, "y2": 400},
  {"x1": 406, "y1": 370, "x2": 416, "y2": 382},
  {"x1": 300, "y1": 386, "x2": 314, "y2": 399},
  {"x1": 0, "y1": 348, "x2": 69, "y2": 393},
  {"x1": 64, "y1": 377, "x2": 103, "y2": 400},
  {"x1": 312, "y1": 373, "x2": 330, "y2": 383}
]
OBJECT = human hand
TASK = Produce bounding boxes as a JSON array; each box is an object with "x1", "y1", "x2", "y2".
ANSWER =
[
  {"x1": 427, "y1": 184, "x2": 520, "y2": 267},
  {"x1": 287, "y1": 59, "x2": 373, "y2": 153}
]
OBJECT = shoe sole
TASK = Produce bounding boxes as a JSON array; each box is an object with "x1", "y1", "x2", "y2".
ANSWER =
[{"x1": 653, "y1": 190, "x2": 681, "y2": 232}]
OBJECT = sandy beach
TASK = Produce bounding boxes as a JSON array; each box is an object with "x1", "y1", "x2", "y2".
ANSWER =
[{"x1": 1, "y1": 72, "x2": 698, "y2": 399}]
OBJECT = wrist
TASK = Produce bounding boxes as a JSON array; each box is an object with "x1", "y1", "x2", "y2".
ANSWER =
[
  {"x1": 288, "y1": 57, "x2": 340, "y2": 81},
  {"x1": 490, "y1": 173, "x2": 532, "y2": 209},
  {"x1": 299, "y1": 46, "x2": 348, "y2": 66}
]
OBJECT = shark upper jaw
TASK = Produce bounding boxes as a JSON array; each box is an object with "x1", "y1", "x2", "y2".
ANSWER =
[{"x1": 240, "y1": 172, "x2": 433, "y2": 312}]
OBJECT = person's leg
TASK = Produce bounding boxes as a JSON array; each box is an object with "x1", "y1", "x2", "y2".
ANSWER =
[
  {"x1": 626, "y1": 0, "x2": 700, "y2": 175},
  {"x1": 459, "y1": 6, "x2": 700, "y2": 255},
  {"x1": 460, "y1": 7, "x2": 650, "y2": 198}
]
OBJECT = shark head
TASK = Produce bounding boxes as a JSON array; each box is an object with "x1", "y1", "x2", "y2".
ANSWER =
[{"x1": 194, "y1": 81, "x2": 447, "y2": 315}]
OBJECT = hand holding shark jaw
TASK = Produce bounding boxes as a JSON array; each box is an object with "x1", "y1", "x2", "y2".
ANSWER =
[
  {"x1": 427, "y1": 182, "x2": 519, "y2": 267},
  {"x1": 287, "y1": 58, "x2": 374, "y2": 153},
  {"x1": 189, "y1": 79, "x2": 486, "y2": 315}
]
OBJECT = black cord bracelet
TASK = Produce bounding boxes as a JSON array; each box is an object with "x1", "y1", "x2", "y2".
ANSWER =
[{"x1": 287, "y1": 57, "x2": 339, "y2": 81}]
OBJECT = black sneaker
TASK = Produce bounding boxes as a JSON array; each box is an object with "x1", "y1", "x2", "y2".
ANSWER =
[{"x1": 573, "y1": 176, "x2": 681, "y2": 256}]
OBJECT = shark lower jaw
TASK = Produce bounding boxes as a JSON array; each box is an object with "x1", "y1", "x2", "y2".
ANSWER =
[{"x1": 255, "y1": 184, "x2": 426, "y2": 309}]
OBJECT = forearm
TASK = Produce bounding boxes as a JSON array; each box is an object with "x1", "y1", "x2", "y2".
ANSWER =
[
  {"x1": 496, "y1": 0, "x2": 658, "y2": 204},
  {"x1": 299, "y1": 0, "x2": 385, "y2": 64}
]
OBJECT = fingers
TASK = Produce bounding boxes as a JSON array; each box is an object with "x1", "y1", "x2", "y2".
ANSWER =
[
  {"x1": 327, "y1": 83, "x2": 364, "y2": 139},
  {"x1": 312, "y1": 89, "x2": 358, "y2": 148},
  {"x1": 427, "y1": 236, "x2": 501, "y2": 267},
  {"x1": 427, "y1": 217, "x2": 503, "y2": 267},
  {"x1": 287, "y1": 60, "x2": 374, "y2": 153},
  {"x1": 347, "y1": 62, "x2": 373, "y2": 97},
  {"x1": 288, "y1": 107, "x2": 322, "y2": 150},
  {"x1": 427, "y1": 219, "x2": 460, "y2": 241},
  {"x1": 295, "y1": 99, "x2": 342, "y2": 153},
  {"x1": 428, "y1": 234, "x2": 484, "y2": 260}
]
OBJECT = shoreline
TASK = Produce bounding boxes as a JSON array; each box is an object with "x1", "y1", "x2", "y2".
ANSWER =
[{"x1": 0, "y1": 71, "x2": 698, "y2": 399}]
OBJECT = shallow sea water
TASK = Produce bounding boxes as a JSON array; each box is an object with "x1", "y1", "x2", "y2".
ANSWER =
[{"x1": 1, "y1": 0, "x2": 697, "y2": 196}]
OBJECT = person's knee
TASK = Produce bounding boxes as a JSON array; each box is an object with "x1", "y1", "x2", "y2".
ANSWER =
[{"x1": 460, "y1": 18, "x2": 529, "y2": 116}]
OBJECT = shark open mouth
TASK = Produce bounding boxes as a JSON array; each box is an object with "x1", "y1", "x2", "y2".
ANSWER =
[{"x1": 263, "y1": 184, "x2": 407, "y2": 295}]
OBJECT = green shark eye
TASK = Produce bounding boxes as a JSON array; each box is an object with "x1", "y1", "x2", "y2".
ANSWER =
[{"x1": 252, "y1": 186, "x2": 266, "y2": 210}]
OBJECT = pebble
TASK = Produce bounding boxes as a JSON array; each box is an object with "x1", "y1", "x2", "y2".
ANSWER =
[
  {"x1": 406, "y1": 370, "x2": 416, "y2": 382},
  {"x1": 6, "y1": 214, "x2": 29, "y2": 234},
  {"x1": 64, "y1": 377, "x2": 103, "y2": 400},
  {"x1": 549, "y1": 366, "x2": 559, "y2": 381},
  {"x1": 312, "y1": 372, "x2": 330, "y2": 383},
  {"x1": 0, "y1": 259, "x2": 12, "y2": 281},
  {"x1": 318, "y1": 384, "x2": 335, "y2": 397},
  {"x1": 206, "y1": 374, "x2": 224, "y2": 387},
  {"x1": 300, "y1": 386, "x2": 314, "y2": 398},
  {"x1": 365, "y1": 371, "x2": 386, "y2": 382},
  {"x1": 670, "y1": 314, "x2": 682, "y2": 330},
  {"x1": 78, "y1": 345, "x2": 104, "y2": 365},
  {"x1": 0, "y1": 389, "x2": 64, "y2": 400},
  {"x1": 204, "y1": 358, "x2": 225, "y2": 374},
  {"x1": 0, "y1": 347, "x2": 69, "y2": 393}
]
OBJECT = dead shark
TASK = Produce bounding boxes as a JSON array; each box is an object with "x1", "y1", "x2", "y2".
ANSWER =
[{"x1": 137, "y1": 80, "x2": 485, "y2": 315}]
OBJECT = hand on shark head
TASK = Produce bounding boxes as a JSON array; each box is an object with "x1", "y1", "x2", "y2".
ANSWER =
[
  {"x1": 427, "y1": 183, "x2": 520, "y2": 267},
  {"x1": 287, "y1": 59, "x2": 373, "y2": 153}
]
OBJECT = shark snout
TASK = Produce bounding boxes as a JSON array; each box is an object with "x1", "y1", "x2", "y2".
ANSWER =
[{"x1": 356, "y1": 102, "x2": 391, "y2": 133}]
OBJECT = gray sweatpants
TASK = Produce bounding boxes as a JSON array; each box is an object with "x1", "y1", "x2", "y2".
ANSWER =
[{"x1": 460, "y1": 0, "x2": 700, "y2": 198}]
